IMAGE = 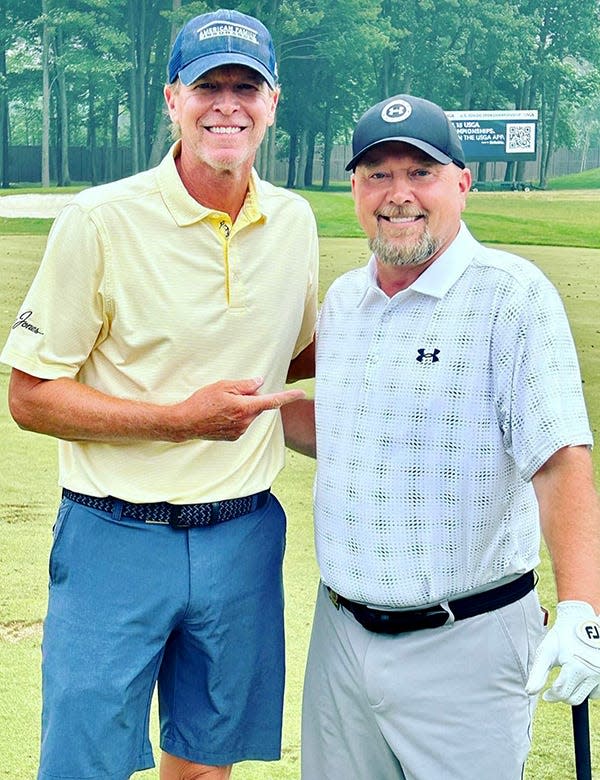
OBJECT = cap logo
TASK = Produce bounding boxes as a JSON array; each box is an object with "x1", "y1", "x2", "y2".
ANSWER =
[
  {"x1": 197, "y1": 21, "x2": 259, "y2": 46},
  {"x1": 381, "y1": 99, "x2": 412, "y2": 124}
]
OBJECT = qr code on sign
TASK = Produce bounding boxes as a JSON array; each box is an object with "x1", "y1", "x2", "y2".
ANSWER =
[{"x1": 505, "y1": 123, "x2": 536, "y2": 153}]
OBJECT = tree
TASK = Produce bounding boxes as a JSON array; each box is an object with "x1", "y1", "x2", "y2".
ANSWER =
[
  {"x1": 275, "y1": 0, "x2": 384, "y2": 189},
  {"x1": 3, "y1": 0, "x2": 600, "y2": 187},
  {"x1": 520, "y1": 0, "x2": 600, "y2": 186}
]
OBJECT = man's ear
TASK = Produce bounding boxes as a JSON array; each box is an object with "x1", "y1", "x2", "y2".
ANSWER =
[
  {"x1": 164, "y1": 83, "x2": 178, "y2": 121},
  {"x1": 266, "y1": 86, "x2": 281, "y2": 128},
  {"x1": 458, "y1": 166, "x2": 472, "y2": 209}
]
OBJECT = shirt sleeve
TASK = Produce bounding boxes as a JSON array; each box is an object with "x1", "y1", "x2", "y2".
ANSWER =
[
  {"x1": 0, "y1": 202, "x2": 109, "y2": 379},
  {"x1": 493, "y1": 273, "x2": 593, "y2": 481}
]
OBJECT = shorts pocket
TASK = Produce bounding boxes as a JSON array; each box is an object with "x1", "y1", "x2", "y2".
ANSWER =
[
  {"x1": 492, "y1": 592, "x2": 546, "y2": 686},
  {"x1": 48, "y1": 499, "x2": 74, "y2": 586}
]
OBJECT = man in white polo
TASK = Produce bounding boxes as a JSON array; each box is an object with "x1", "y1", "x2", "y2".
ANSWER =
[
  {"x1": 1, "y1": 9, "x2": 318, "y2": 780},
  {"x1": 283, "y1": 93, "x2": 600, "y2": 779}
]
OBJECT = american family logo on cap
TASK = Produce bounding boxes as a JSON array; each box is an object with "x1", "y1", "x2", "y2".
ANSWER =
[
  {"x1": 345, "y1": 94, "x2": 466, "y2": 171},
  {"x1": 168, "y1": 9, "x2": 278, "y2": 89},
  {"x1": 198, "y1": 21, "x2": 259, "y2": 45}
]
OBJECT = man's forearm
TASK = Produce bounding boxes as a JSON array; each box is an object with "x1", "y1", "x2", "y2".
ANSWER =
[
  {"x1": 8, "y1": 368, "x2": 305, "y2": 445},
  {"x1": 533, "y1": 445, "x2": 600, "y2": 611},
  {"x1": 281, "y1": 398, "x2": 316, "y2": 458}
]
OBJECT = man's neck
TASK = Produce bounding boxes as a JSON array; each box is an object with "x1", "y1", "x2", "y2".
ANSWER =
[
  {"x1": 175, "y1": 153, "x2": 253, "y2": 222},
  {"x1": 376, "y1": 257, "x2": 436, "y2": 298}
]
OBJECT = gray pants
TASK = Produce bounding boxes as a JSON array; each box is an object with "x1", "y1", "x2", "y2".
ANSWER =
[{"x1": 302, "y1": 582, "x2": 546, "y2": 780}]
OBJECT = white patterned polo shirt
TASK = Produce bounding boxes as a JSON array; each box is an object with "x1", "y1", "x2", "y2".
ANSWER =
[{"x1": 314, "y1": 223, "x2": 592, "y2": 608}]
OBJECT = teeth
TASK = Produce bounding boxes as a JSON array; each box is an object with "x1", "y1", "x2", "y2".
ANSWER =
[
  {"x1": 209, "y1": 126, "x2": 243, "y2": 134},
  {"x1": 384, "y1": 215, "x2": 420, "y2": 223}
]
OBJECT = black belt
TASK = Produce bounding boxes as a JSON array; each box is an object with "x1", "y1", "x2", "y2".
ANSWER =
[
  {"x1": 62, "y1": 488, "x2": 270, "y2": 529},
  {"x1": 326, "y1": 570, "x2": 536, "y2": 635}
]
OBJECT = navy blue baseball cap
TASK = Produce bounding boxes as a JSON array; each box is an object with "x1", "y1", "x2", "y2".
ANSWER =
[
  {"x1": 168, "y1": 9, "x2": 278, "y2": 88},
  {"x1": 346, "y1": 94, "x2": 465, "y2": 171}
]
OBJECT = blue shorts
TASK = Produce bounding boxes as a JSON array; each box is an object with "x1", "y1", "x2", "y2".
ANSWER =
[{"x1": 38, "y1": 492, "x2": 287, "y2": 780}]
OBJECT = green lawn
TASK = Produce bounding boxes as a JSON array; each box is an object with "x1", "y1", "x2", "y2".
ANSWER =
[
  {"x1": 548, "y1": 167, "x2": 600, "y2": 190},
  {"x1": 1, "y1": 191, "x2": 599, "y2": 778},
  {"x1": 296, "y1": 187, "x2": 600, "y2": 249}
]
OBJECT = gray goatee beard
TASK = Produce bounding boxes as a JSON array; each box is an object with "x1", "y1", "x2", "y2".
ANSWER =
[{"x1": 369, "y1": 223, "x2": 441, "y2": 267}]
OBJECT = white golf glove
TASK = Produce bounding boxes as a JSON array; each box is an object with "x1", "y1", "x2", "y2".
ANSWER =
[{"x1": 526, "y1": 600, "x2": 600, "y2": 705}]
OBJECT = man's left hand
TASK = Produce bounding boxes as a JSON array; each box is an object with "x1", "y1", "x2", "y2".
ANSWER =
[{"x1": 526, "y1": 600, "x2": 600, "y2": 705}]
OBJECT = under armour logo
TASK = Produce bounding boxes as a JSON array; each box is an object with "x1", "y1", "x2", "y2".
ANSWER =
[
  {"x1": 381, "y1": 98, "x2": 412, "y2": 124},
  {"x1": 416, "y1": 348, "x2": 440, "y2": 364}
]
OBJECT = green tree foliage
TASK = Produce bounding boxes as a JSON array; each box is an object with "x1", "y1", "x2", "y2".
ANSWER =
[{"x1": 2, "y1": 0, "x2": 600, "y2": 187}]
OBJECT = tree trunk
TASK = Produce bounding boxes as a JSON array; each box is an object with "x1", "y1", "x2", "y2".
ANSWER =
[
  {"x1": 55, "y1": 28, "x2": 71, "y2": 186},
  {"x1": 541, "y1": 82, "x2": 560, "y2": 188},
  {"x1": 538, "y1": 82, "x2": 548, "y2": 188},
  {"x1": 128, "y1": 0, "x2": 147, "y2": 172},
  {"x1": 88, "y1": 78, "x2": 98, "y2": 185},
  {"x1": 41, "y1": 0, "x2": 51, "y2": 187},
  {"x1": 148, "y1": 0, "x2": 179, "y2": 170},
  {"x1": 296, "y1": 128, "x2": 307, "y2": 189},
  {"x1": 0, "y1": 0, "x2": 9, "y2": 188},
  {"x1": 379, "y1": 0, "x2": 393, "y2": 98},
  {"x1": 265, "y1": 119, "x2": 277, "y2": 182},
  {"x1": 286, "y1": 131, "x2": 298, "y2": 188},
  {"x1": 110, "y1": 92, "x2": 119, "y2": 181},
  {"x1": 321, "y1": 102, "x2": 332, "y2": 191},
  {"x1": 580, "y1": 126, "x2": 590, "y2": 173},
  {"x1": 380, "y1": 49, "x2": 392, "y2": 100},
  {"x1": 304, "y1": 130, "x2": 316, "y2": 187}
]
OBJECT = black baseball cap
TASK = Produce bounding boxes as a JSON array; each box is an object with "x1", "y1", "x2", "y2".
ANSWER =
[
  {"x1": 168, "y1": 9, "x2": 278, "y2": 88},
  {"x1": 346, "y1": 94, "x2": 465, "y2": 171}
]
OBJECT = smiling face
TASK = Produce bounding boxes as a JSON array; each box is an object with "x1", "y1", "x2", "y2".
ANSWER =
[
  {"x1": 351, "y1": 142, "x2": 471, "y2": 269},
  {"x1": 164, "y1": 64, "x2": 279, "y2": 176}
]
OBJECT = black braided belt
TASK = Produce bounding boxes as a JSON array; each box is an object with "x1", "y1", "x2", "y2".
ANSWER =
[
  {"x1": 326, "y1": 570, "x2": 536, "y2": 634},
  {"x1": 62, "y1": 488, "x2": 270, "y2": 529}
]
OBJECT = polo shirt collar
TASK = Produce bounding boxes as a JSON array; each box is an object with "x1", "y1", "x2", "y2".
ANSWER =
[
  {"x1": 359, "y1": 222, "x2": 478, "y2": 307},
  {"x1": 156, "y1": 142, "x2": 265, "y2": 227}
]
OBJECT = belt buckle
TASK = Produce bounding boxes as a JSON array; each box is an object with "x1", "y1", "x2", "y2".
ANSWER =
[
  {"x1": 141, "y1": 502, "x2": 171, "y2": 525},
  {"x1": 431, "y1": 601, "x2": 455, "y2": 628}
]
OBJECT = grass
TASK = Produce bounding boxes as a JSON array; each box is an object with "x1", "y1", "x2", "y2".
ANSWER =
[
  {"x1": 292, "y1": 187, "x2": 600, "y2": 249},
  {"x1": 548, "y1": 167, "x2": 600, "y2": 190},
  {"x1": 0, "y1": 183, "x2": 89, "y2": 195},
  {"x1": 0, "y1": 217, "x2": 54, "y2": 235},
  {"x1": 1, "y1": 192, "x2": 600, "y2": 778}
]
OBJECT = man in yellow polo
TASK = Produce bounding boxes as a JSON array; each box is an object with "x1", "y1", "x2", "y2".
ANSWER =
[{"x1": 1, "y1": 9, "x2": 318, "y2": 780}]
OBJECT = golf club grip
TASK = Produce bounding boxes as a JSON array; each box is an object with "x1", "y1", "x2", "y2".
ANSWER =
[{"x1": 572, "y1": 699, "x2": 592, "y2": 780}]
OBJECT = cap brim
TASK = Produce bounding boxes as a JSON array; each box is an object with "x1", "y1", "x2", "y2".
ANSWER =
[
  {"x1": 345, "y1": 137, "x2": 453, "y2": 171},
  {"x1": 177, "y1": 53, "x2": 276, "y2": 88}
]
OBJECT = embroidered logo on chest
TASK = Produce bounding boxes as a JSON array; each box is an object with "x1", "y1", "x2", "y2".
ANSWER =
[{"x1": 416, "y1": 348, "x2": 440, "y2": 364}]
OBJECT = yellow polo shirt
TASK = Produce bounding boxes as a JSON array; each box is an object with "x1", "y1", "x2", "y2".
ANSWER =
[{"x1": 1, "y1": 143, "x2": 319, "y2": 503}]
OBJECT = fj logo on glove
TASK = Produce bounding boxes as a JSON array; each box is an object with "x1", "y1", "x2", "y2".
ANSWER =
[{"x1": 576, "y1": 619, "x2": 600, "y2": 647}]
